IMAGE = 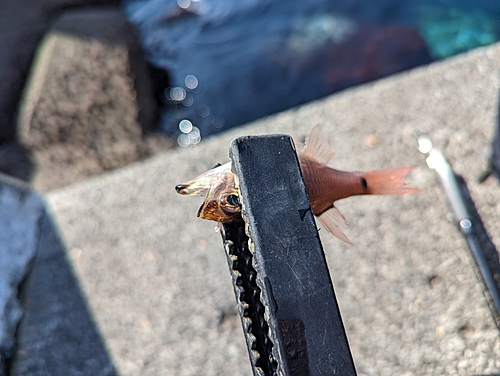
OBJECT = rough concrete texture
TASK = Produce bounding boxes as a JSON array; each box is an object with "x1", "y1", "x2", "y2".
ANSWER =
[
  {"x1": 16, "y1": 8, "x2": 173, "y2": 192},
  {"x1": 0, "y1": 175, "x2": 43, "y2": 361},
  {"x1": 0, "y1": 0, "x2": 121, "y2": 143},
  {"x1": 39, "y1": 165, "x2": 252, "y2": 376},
  {"x1": 12, "y1": 44, "x2": 500, "y2": 375}
]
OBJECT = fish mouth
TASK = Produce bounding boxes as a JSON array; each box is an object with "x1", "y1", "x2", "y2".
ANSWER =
[
  {"x1": 175, "y1": 162, "x2": 233, "y2": 196},
  {"x1": 175, "y1": 184, "x2": 189, "y2": 194},
  {"x1": 175, "y1": 182, "x2": 209, "y2": 196}
]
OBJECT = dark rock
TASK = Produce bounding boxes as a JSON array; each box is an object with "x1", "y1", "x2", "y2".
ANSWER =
[
  {"x1": 0, "y1": 142, "x2": 34, "y2": 182},
  {"x1": 0, "y1": 3, "x2": 48, "y2": 143}
]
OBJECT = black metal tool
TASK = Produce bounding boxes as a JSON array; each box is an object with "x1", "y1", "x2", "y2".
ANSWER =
[
  {"x1": 417, "y1": 134, "x2": 500, "y2": 328},
  {"x1": 221, "y1": 134, "x2": 356, "y2": 376}
]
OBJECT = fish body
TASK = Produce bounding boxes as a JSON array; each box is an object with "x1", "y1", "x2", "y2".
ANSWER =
[
  {"x1": 299, "y1": 152, "x2": 367, "y2": 215},
  {"x1": 176, "y1": 126, "x2": 419, "y2": 242}
]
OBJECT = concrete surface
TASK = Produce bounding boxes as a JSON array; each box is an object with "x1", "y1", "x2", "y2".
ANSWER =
[{"x1": 11, "y1": 43, "x2": 500, "y2": 374}]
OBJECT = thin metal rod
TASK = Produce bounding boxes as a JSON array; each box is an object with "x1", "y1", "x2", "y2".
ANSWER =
[{"x1": 417, "y1": 134, "x2": 500, "y2": 327}]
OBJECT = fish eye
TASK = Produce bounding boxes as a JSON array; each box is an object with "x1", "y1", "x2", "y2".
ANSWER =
[{"x1": 226, "y1": 193, "x2": 240, "y2": 206}]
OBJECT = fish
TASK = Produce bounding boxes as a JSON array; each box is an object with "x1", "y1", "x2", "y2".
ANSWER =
[
  {"x1": 175, "y1": 125, "x2": 419, "y2": 242},
  {"x1": 175, "y1": 162, "x2": 242, "y2": 223}
]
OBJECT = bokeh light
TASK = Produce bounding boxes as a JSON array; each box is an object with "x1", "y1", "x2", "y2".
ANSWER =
[
  {"x1": 169, "y1": 87, "x2": 187, "y2": 102},
  {"x1": 179, "y1": 119, "x2": 193, "y2": 133},
  {"x1": 177, "y1": 124, "x2": 201, "y2": 147},
  {"x1": 197, "y1": 104, "x2": 210, "y2": 117},
  {"x1": 176, "y1": 0, "x2": 190, "y2": 9},
  {"x1": 182, "y1": 95, "x2": 194, "y2": 106},
  {"x1": 185, "y1": 75, "x2": 199, "y2": 89}
]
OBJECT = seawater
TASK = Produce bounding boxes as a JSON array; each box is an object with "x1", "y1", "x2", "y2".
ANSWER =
[{"x1": 123, "y1": 0, "x2": 500, "y2": 145}]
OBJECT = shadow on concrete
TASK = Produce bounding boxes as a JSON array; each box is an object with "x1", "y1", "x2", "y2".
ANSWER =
[
  {"x1": 8, "y1": 209, "x2": 118, "y2": 376},
  {"x1": 480, "y1": 91, "x2": 500, "y2": 183},
  {"x1": 472, "y1": 90, "x2": 500, "y2": 330},
  {"x1": 457, "y1": 173, "x2": 500, "y2": 329}
]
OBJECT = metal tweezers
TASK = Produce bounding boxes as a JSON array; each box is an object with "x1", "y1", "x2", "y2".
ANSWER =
[{"x1": 417, "y1": 133, "x2": 500, "y2": 328}]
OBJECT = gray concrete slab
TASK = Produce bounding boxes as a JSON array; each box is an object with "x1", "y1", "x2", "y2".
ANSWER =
[
  {"x1": 16, "y1": 7, "x2": 170, "y2": 192},
  {"x1": 13, "y1": 43, "x2": 500, "y2": 374}
]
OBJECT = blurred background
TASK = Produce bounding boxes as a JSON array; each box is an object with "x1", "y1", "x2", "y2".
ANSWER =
[
  {"x1": 124, "y1": 0, "x2": 500, "y2": 142},
  {"x1": 123, "y1": 0, "x2": 500, "y2": 143},
  {"x1": 3, "y1": 2, "x2": 500, "y2": 375},
  {"x1": 0, "y1": 0, "x2": 500, "y2": 189}
]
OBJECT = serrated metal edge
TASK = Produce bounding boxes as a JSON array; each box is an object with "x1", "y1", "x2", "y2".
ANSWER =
[{"x1": 222, "y1": 224, "x2": 278, "y2": 376}]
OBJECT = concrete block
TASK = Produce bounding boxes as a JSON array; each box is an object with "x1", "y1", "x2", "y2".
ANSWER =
[
  {"x1": 0, "y1": 1, "x2": 121, "y2": 143},
  {"x1": 16, "y1": 8, "x2": 170, "y2": 192}
]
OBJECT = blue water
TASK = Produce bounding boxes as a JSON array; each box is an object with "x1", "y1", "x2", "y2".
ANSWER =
[{"x1": 124, "y1": 0, "x2": 500, "y2": 146}]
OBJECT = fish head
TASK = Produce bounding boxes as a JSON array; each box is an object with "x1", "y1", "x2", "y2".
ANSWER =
[
  {"x1": 175, "y1": 162, "x2": 232, "y2": 196},
  {"x1": 197, "y1": 184, "x2": 242, "y2": 222},
  {"x1": 176, "y1": 162, "x2": 242, "y2": 223}
]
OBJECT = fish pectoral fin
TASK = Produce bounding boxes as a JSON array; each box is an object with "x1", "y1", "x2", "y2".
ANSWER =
[
  {"x1": 317, "y1": 206, "x2": 351, "y2": 244},
  {"x1": 303, "y1": 125, "x2": 335, "y2": 165}
]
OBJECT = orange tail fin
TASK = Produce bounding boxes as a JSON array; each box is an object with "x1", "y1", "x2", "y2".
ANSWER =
[{"x1": 362, "y1": 166, "x2": 420, "y2": 195}]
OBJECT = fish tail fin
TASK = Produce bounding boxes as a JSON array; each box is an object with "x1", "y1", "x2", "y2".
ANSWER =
[{"x1": 362, "y1": 166, "x2": 420, "y2": 195}]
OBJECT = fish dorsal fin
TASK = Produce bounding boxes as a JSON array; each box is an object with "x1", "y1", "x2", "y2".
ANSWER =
[
  {"x1": 317, "y1": 206, "x2": 351, "y2": 244},
  {"x1": 303, "y1": 125, "x2": 335, "y2": 165}
]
